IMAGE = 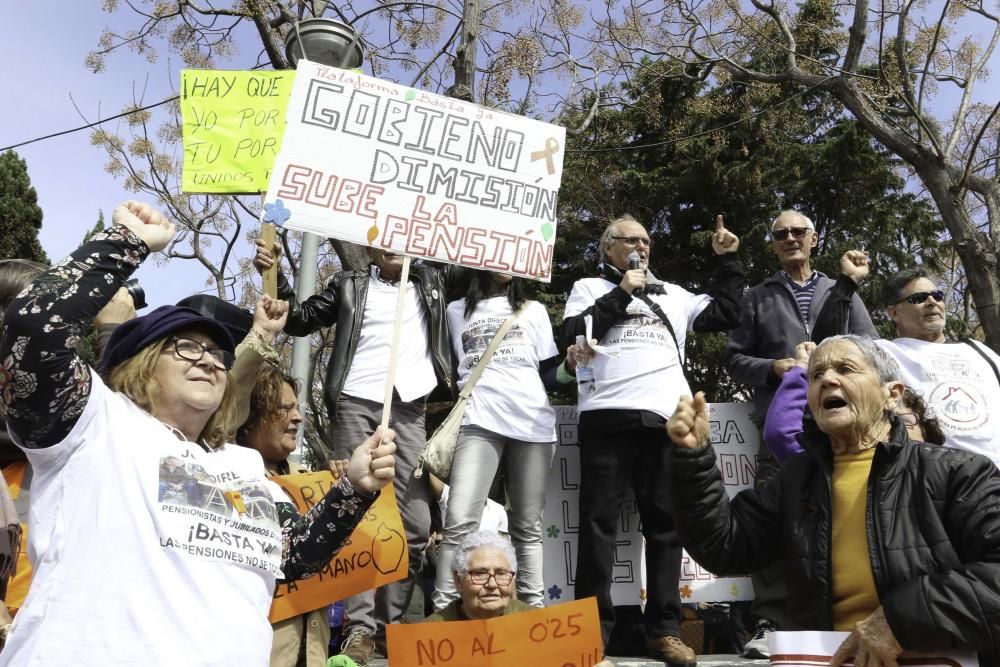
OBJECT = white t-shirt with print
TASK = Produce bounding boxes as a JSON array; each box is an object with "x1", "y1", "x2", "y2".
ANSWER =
[
  {"x1": 342, "y1": 269, "x2": 437, "y2": 403},
  {"x1": 448, "y1": 297, "x2": 558, "y2": 442},
  {"x1": 877, "y1": 337, "x2": 1000, "y2": 468},
  {"x1": 1, "y1": 374, "x2": 284, "y2": 666},
  {"x1": 563, "y1": 278, "x2": 712, "y2": 418}
]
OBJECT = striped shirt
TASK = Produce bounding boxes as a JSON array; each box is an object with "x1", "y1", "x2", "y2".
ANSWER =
[{"x1": 783, "y1": 271, "x2": 819, "y2": 326}]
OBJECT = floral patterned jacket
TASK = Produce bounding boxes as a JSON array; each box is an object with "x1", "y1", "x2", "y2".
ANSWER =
[{"x1": 0, "y1": 224, "x2": 374, "y2": 581}]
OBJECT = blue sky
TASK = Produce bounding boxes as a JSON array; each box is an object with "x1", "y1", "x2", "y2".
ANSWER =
[
  {"x1": 2, "y1": 3, "x2": 997, "y2": 310},
  {"x1": 0, "y1": 3, "x2": 244, "y2": 308}
]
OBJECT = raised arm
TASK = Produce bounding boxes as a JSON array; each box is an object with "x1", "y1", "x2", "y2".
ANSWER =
[
  {"x1": 692, "y1": 215, "x2": 745, "y2": 333},
  {"x1": 278, "y1": 426, "x2": 397, "y2": 581},
  {"x1": 0, "y1": 201, "x2": 173, "y2": 449},
  {"x1": 254, "y1": 237, "x2": 341, "y2": 337},
  {"x1": 667, "y1": 393, "x2": 783, "y2": 575},
  {"x1": 812, "y1": 250, "x2": 876, "y2": 343},
  {"x1": 230, "y1": 295, "x2": 288, "y2": 429}
]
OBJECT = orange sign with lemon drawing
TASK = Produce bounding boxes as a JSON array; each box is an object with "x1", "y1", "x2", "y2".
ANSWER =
[{"x1": 268, "y1": 472, "x2": 408, "y2": 623}]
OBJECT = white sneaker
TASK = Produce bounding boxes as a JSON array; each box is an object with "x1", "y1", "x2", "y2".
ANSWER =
[{"x1": 742, "y1": 619, "x2": 777, "y2": 659}]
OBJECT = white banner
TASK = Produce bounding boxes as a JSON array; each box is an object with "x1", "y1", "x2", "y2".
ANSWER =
[
  {"x1": 542, "y1": 403, "x2": 758, "y2": 607},
  {"x1": 264, "y1": 60, "x2": 566, "y2": 281},
  {"x1": 768, "y1": 631, "x2": 978, "y2": 667}
]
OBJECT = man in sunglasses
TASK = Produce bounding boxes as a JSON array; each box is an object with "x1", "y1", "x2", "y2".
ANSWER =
[
  {"x1": 876, "y1": 267, "x2": 1000, "y2": 468},
  {"x1": 724, "y1": 209, "x2": 877, "y2": 657},
  {"x1": 561, "y1": 213, "x2": 744, "y2": 666}
]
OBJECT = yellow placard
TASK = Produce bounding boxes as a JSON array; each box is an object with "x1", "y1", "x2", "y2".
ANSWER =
[
  {"x1": 386, "y1": 597, "x2": 603, "y2": 667},
  {"x1": 268, "y1": 472, "x2": 408, "y2": 623},
  {"x1": 180, "y1": 69, "x2": 292, "y2": 194}
]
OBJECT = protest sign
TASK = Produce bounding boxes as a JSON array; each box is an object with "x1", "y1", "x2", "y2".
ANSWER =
[
  {"x1": 2, "y1": 462, "x2": 32, "y2": 612},
  {"x1": 268, "y1": 473, "x2": 408, "y2": 623},
  {"x1": 542, "y1": 404, "x2": 756, "y2": 607},
  {"x1": 180, "y1": 69, "x2": 292, "y2": 193},
  {"x1": 263, "y1": 60, "x2": 566, "y2": 281},
  {"x1": 768, "y1": 631, "x2": 978, "y2": 667},
  {"x1": 386, "y1": 597, "x2": 603, "y2": 667}
]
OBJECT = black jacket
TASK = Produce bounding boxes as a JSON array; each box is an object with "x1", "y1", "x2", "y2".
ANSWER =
[
  {"x1": 670, "y1": 422, "x2": 1000, "y2": 659},
  {"x1": 277, "y1": 263, "x2": 454, "y2": 421},
  {"x1": 560, "y1": 254, "x2": 745, "y2": 350}
]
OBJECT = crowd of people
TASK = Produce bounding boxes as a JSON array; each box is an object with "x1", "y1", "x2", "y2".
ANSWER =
[{"x1": 0, "y1": 199, "x2": 999, "y2": 667}]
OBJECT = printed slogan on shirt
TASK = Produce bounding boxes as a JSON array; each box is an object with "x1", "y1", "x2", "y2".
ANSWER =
[
  {"x1": 268, "y1": 472, "x2": 408, "y2": 623},
  {"x1": 263, "y1": 60, "x2": 566, "y2": 281}
]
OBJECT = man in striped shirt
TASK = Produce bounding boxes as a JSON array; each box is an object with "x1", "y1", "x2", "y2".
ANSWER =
[{"x1": 724, "y1": 209, "x2": 877, "y2": 657}]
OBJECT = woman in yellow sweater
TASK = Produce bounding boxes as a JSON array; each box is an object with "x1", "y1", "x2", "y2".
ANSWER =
[{"x1": 667, "y1": 334, "x2": 1000, "y2": 667}]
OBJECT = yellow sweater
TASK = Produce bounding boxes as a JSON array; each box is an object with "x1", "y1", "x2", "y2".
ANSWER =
[{"x1": 831, "y1": 448, "x2": 879, "y2": 630}]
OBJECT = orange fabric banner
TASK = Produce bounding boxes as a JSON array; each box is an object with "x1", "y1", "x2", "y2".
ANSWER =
[
  {"x1": 268, "y1": 473, "x2": 408, "y2": 623},
  {"x1": 3, "y1": 462, "x2": 31, "y2": 613},
  {"x1": 386, "y1": 597, "x2": 603, "y2": 667}
]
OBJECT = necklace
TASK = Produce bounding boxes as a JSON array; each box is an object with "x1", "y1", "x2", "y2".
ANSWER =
[{"x1": 164, "y1": 423, "x2": 212, "y2": 452}]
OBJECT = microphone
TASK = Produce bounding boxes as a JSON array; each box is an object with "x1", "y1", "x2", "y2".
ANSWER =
[{"x1": 627, "y1": 251, "x2": 643, "y2": 297}]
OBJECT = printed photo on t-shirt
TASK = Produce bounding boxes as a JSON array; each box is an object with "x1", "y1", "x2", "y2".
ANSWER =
[
  {"x1": 461, "y1": 318, "x2": 528, "y2": 369},
  {"x1": 157, "y1": 455, "x2": 279, "y2": 526},
  {"x1": 155, "y1": 453, "x2": 283, "y2": 577}
]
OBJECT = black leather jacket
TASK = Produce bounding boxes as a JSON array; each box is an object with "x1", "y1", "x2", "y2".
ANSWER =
[
  {"x1": 670, "y1": 421, "x2": 1000, "y2": 661},
  {"x1": 277, "y1": 263, "x2": 454, "y2": 421}
]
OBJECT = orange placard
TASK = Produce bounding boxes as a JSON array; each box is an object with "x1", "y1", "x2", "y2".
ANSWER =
[
  {"x1": 268, "y1": 472, "x2": 408, "y2": 623},
  {"x1": 386, "y1": 597, "x2": 603, "y2": 667},
  {"x1": 3, "y1": 462, "x2": 32, "y2": 613}
]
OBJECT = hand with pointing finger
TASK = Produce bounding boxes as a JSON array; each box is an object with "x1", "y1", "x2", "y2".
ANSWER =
[{"x1": 711, "y1": 214, "x2": 740, "y2": 255}]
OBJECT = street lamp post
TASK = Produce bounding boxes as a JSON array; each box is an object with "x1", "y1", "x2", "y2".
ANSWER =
[{"x1": 281, "y1": 18, "x2": 365, "y2": 457}]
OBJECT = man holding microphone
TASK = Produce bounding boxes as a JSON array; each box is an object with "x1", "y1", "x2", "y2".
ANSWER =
[{"x1": 562, "y1": 214, "x2": 744, "y2": 665}]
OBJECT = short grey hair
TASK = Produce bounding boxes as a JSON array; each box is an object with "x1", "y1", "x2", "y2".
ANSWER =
[
  {"x1": 450, "y1": 530, "x2": 517, "y2": 576},
  {"x1": 772, "y1": 210, "x2": 815, "y2": 231},
  {"x1": 812, "y1": 334, "x2": 902, "y2": 384},
  {"x1": 598, "y1": 214, "x2": 642, "y2": 264}
]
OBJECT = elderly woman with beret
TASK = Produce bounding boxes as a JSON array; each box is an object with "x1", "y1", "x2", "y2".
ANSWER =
[
  {"x1": 0, "y1": 201, "x2": 396, "y2": 666},
  {"x1": 668, "y1": 334, "x2": 1000, "y2": 667}
]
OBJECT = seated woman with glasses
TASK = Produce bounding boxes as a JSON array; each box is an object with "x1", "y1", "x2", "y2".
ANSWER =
[
  {"x1": 424, "y1": 530, "x2": 527, "y2": 622},
  {"x1": 0, "y1": 201, "x2": 397, "y2": 665}
]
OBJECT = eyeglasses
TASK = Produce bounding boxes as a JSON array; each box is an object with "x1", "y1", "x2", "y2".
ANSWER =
[
  {"x1": 610, "y1": 235, "x2": 651, "y2": 247},
  {"x1": 896, "y1": 290, "x2": 945, "y2": 306},
  {"x1": 466, "y1": 569, "x2": 515, "y2": 586},
  {"x1": 167, "y1": 337, "x2": 234, "y2": 371},
  {"x1": 771, "y1": 227, "x2": 811, "y2": 241}
]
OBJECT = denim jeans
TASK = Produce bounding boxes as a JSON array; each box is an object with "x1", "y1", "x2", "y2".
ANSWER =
[
  {"x1": 332, "y1": 394, "x2": 431, "y2": 637},
  {"x1": 432, "y1": 424, "x2": 555, "y2": 609}
]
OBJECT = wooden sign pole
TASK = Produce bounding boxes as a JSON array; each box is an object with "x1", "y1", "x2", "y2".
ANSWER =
[
  {"x1": 259, "y1": 193, "x2": 278, "y2": 297},
  {"x1": 380, "y1": 255, "x2": 412, "y2": 430}
]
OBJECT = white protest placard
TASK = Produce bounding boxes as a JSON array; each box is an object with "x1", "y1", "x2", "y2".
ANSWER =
[
  {"x1": 263, "y1": 60, "x2": 566, "y2": 281},
  {"x1": 768, "y1": 631, "x2": 979, "y2": 667},
  {"x1": 542, "y1": 403, "x2": 758, "y2": 607}
]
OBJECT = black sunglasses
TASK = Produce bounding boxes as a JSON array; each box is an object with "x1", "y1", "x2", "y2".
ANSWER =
[
  {"x1": 771, "y1": 227, "x2": 811, "y2": 241},
  {"x1": 896, "y1": 290, "x2": 945, "y2": 306}
]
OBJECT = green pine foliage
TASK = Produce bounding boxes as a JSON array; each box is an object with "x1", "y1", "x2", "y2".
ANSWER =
[
  {"x1": 0, "y1": 150, "x2": 48, "y2": 263},
  {"x1": 545, "y1": 53, "x2": 944, "y2": 402}
]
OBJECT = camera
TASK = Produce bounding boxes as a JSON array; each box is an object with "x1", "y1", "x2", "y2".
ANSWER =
[{"x1": 124, "y1": 279, "x2": 148, "y2": 310}]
